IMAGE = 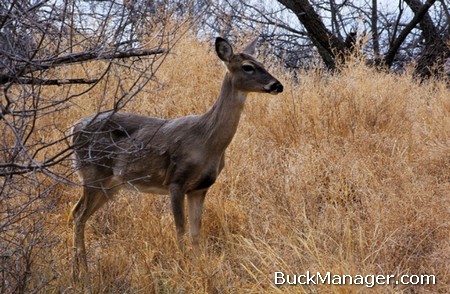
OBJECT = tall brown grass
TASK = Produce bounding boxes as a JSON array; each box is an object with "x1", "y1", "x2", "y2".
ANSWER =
[{"x1": 26, "y1": 34, "x2": 450, "y2": 292}]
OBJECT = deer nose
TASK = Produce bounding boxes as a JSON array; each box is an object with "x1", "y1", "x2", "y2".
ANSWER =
[
  {"x1": 272, "y1": 82, "x2": 283, "y2": 93},
  {"x1": 267, "y1": 81, "x2": 283, "y2": 94}
]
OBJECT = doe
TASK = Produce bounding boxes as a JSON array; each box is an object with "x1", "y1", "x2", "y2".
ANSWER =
[{"x1": 69, "y1": 37, "x2": 283, "y2": 275}]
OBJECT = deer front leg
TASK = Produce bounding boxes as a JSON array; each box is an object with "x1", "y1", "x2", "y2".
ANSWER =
[
  {"x1": 169, "y1": 184, "x2": 186, "y2": 251},
  {"x1": 187, "y1": 190, "x2": 206, "y2": 251}
]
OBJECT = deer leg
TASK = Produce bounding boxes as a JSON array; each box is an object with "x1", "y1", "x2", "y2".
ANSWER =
[
  {"x1": 169, "y1": 184, "x2": 186, "y2": 251},
  {"x1": 187, "y1": 190, "x2": 206, "y2": 252},
  {"x1": 71, "y1": 185, "x2": 109, "y2": 280}
]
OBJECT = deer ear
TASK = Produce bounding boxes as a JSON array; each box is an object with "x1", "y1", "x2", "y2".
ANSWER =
[
  {"x1": 215, "y1": 37, "x2": 233, "y2": 62},
  {"x1": 242, "y1": 37, "x2": 258, "y2": 56}
]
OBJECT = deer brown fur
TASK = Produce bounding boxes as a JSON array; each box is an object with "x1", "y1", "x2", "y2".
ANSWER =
[{"x1": 69, "y1": 37, "x2": 283, "y2": 278}]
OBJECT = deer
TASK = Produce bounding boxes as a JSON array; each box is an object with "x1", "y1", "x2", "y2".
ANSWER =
[{"x1": 69, "y1": 37, "x2": 283, "y2": 278}]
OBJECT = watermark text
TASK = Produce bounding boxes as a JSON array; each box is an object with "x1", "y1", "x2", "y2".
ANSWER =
[{"x1": 274, "y1": 271, "x2": 436, "y2": 288}]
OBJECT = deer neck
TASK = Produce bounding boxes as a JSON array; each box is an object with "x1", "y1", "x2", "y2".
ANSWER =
[{"x1": 200, "y1": 72, "x2": 247, "y2": 152}]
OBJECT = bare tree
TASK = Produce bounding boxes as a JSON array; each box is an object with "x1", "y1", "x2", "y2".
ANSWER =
[
  {"x1": 200, "y1": 0, "x2": 449, "y2": 77},
  {"x1": 402, "y1": 0, "x2": 450, "y2": 77},
  {"x1": 0, "y1": 0, "x2": 196, "y2": 291}
]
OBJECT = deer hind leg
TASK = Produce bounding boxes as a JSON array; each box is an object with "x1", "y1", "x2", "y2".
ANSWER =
[
  {"x1": 71, "y1": 185, "x2": 109, "y2": 281},
  {"x1": 187, "y1": 190, "x2": 206, "y2": 252}
]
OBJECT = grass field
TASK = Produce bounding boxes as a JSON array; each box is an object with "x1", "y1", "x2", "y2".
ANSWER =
[{"x1": 6, "y1": 33, "x2": 450, "y2": 293}]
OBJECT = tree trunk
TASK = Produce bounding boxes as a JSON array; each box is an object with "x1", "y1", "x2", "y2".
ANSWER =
[
  {"x1": 277, "y1": 0, "x2": 347, "y2": 69},
  {"x1": 371, "y1": 0, "x2": 381, "y2": 60},
  {"x1": 404, "y1": 0, "x2": 450, "y2": 78}
]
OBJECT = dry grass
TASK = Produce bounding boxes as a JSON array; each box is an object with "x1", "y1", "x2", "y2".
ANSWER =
[{"x1": 17, "y1": 34, "x2": 450, "y2": 293}]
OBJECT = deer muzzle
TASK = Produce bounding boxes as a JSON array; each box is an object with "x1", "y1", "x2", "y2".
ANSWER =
[{"x1": 265, "y1": 81, "x2": 284, "y2": 95}]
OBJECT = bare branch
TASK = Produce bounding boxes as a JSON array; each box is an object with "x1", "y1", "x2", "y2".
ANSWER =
[
  {"x1": 0, "y1": 48, "x2": 166, "y2": 84},
  {"x1": 2, "y1": 77, "x2": 98, "y2": 85},
  {"x1": 34, "y1": 48, "x2": 167, "y2": 68},
  {"x1": 384, "y1": 0, "x2": 437, "y2": 67}
]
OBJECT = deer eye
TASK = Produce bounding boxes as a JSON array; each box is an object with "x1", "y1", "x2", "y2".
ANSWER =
[{"x1": 242, "y1": 64, "x2": 255, "y2": 73}]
